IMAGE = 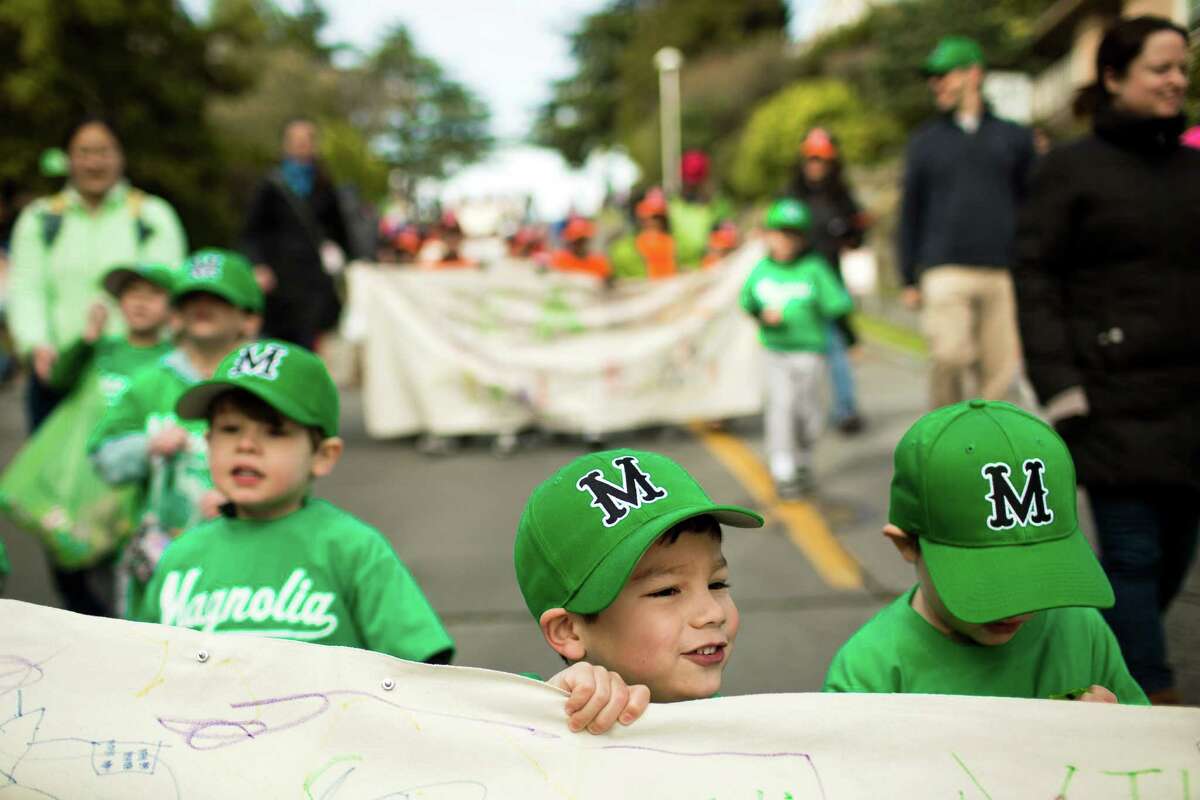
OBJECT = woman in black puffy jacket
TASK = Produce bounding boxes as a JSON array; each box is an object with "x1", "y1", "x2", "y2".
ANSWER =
[{"x1": 1014, "y1": 16, "x2": 1199, "y2": 704}]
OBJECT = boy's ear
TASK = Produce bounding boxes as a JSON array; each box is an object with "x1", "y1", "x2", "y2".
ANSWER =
[
  {"x1": 883, "y1": 524, "x2": 919, "y2": 565},
  {"x1": 539, "y1": 608, "x2": 587, "y2": 663},
  {"x1": 310, "y1": 436, "x2": 343, "y2": 478}
]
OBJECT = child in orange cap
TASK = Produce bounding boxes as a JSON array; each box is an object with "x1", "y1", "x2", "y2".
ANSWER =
[
  {"x1": 634, "y1": 189, "x2": 676, "y2": 279},
  {"x1": 702, "y1": 221, "x2": 739, "y2": 268},
  {"x1": 549, "y1": 217, "x2": 610, "y2": 280}
]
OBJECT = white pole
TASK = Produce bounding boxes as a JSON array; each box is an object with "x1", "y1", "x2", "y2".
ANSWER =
[{"x1": 654, "y1": 47, "x2": 683, "y2": 197}]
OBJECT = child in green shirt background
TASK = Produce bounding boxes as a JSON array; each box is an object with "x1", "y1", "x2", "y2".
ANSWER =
[
  {"x1": 0, "y1": 262, "x2": 175, "y2": 615},
  {"x1": 823, "y1": 399, "x2": 1148, "y2": 705},
  {"x1": 137, "y1": 340, "x2": 455, "y2": 664},
  {"x1": 740, "y1": 198, "x2": 853, "y2": 498},
  {"x1": 90, "y1": 248, "x2": 263, "y2": 615},
  {"x1": 516, "y1": 449, "x2": 763, "y2": 731}
]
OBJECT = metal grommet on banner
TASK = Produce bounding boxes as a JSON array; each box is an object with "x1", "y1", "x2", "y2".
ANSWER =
[
  {"x1": 196, "y1": 650, "x2": 210, "y2": 664},
  {"x1": 381, "y1": 678, "x2": 396, "y2": 691}
]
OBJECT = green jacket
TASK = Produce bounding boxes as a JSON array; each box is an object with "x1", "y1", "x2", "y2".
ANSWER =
[
  {"x1": 740, "y1": 251, "x2": 853, "y2": 352},
  {"x1": 7, "y1": 181, "x2": 186, "y2": 355}
]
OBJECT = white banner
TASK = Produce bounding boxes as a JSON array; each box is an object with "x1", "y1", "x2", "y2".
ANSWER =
[
  {"x1": 1, "y1": 600, "x2": 1197, "y2": 799},
  {"x1": 350, "y1": 246, "x2": 765, "y2": 438}
]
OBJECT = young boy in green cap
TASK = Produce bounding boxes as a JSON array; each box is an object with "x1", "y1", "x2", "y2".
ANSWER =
[
  {"x1": 741, "y1": 198, "x2": 853, "y2": 498},
  {"x1": 516, "y1": 450, "x2": 764, "y2": 728},
  {"x1": 90, "y1": 248, "x2": 263, "y2": 615},
  {"x1": 0, "y1": 262, "x2": 174, "y2": 615},
  {"x1": 47, "y1": 262, "x2": 175, "y2": 400},
  {"x1": 823, "y1": 399, "x2": 1148, "y2": 704},
  {"x1": 133, "y1": 339, "x2": 455, "y2": 664}
]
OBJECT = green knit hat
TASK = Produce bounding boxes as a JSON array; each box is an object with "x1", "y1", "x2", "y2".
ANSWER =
[
  {"x1": 173, "y1": 248, "x2": 263, "y2": 313},
  {"x1": 764, "y1": 198, "x2": 811, "y2": 232},
  {"x1": 890, "y1": 400, "x2": 1113, "y2": 624},
  {"x1": 101, "y1": 262, "x2": 176, "y2": 299},
  {"x1": 176, "y1": 339, "x2": 340, "y2": 437},
  {"x1": 515, "y1": 450, "x2": 763, "y2": 619},
  {"x1": 923, "y1": 36, "x2": 985, "y2": 76}
]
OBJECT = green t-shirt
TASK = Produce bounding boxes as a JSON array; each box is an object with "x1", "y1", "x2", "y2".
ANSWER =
[
  {"x1": 135, "y1": 499, "x2": 455, "y2": 662},
  {"x1": 822, "y1": 586, "x2": 1149, "y2": 705},
  {"x1": 739, "y1": 252, "x2": 853, "y2": 352},
  {"x1": 49, "y1": 335, "x2": 172, "y2": 404},
  {"x1": 88, "y1": 348, "x2": 212, "y2": 535}
]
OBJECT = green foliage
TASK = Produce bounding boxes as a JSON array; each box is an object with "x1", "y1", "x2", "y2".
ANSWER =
[
  {"x1": 534, "y1": 0, "x2": 789, "y2": 167},
  {"x1": 0, "y1": 0, "x2": 234, "y2": 244},
  {"x1": 0, "y1": 0, "x2": 492, "y2": 245},
  {"x1": 730, "y1": 79, "x2": 903, "y2": 198},
  {"x1": 797, "y1": 0, "x2": 1048, "y2": 134},
  {"x1": 355, "y1": 26, "x2": 493, "y2": 198}
]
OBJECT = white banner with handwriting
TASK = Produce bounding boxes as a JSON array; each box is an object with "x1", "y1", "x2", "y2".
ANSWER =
[
  {"x1": 1, "y1": 600, "x2": 1196, "y2": 799},
  {"x1": 350, "y1": 247, "x2": 765, "y2": 438}
]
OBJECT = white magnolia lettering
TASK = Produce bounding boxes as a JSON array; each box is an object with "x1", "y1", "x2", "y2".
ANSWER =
[{"x1": 158, "y1": 568, "x2": 339, "y2": 640}]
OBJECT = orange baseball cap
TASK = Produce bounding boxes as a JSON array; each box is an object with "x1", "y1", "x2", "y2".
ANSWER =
[{"x1": 802, "y1": 128, "x2": 837, "y2": 160}]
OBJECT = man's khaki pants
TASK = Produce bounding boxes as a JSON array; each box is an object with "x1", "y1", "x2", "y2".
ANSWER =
[{"x1": 919, "y1": 265, "x2": 1020, "y2": 409}]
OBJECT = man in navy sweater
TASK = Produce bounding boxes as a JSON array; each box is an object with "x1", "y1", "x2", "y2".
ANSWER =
[{"x1": 897, "y1": 36, "x2": 1035, "y2": 409}]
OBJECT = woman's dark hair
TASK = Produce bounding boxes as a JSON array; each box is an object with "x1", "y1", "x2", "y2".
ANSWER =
[
  {"x1": 62, "y1": 114, "x2": 122, "y2": 151},
  {"x1": 1073, "y1": 15, "x2": 1188, "y2": 118}
]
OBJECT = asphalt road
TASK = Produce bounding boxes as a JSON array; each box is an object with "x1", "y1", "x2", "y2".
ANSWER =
[{"x1": 2, "y1": 343, "x2": 1197, "y2": 701}]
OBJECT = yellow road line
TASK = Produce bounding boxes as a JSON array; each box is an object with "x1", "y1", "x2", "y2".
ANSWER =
[{"x1": 689, "y1": 423, "x2": 863, "y2": 590}]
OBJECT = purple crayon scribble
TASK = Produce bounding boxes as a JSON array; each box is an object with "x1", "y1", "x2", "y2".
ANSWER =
[
  {"x1": 0, "y1": 655, "x2": 46, "y2": 697},
  {"x1": 158, "y1": 689, "x2": 560, "y2": 751}
]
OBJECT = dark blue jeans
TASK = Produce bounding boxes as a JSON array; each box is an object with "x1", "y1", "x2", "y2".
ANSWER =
[{"x1": 1088, "y1": 487, "x2": 1200, "y2": 694}]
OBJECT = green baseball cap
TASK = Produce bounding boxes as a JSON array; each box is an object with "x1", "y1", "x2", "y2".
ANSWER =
[
  {"x1": 515, "y1": 450, "x2": 763, "y2": 619},
  {"x1": 890, "y1": 400, "x2": 1112, "y2": 624},
  {"x1": 102, "y1": 262, "x2": 177, "y2": 298},
  {"x1": 172, "y1": 248, "x2": 263, "y2": 313},
  {"x1": 175, "y1": 339, "x2": 339, "y2": 437},
  {"x1": 923, "y1": 36, "x2": 985, "y2": 76},
  {"x1": 764, "y1": 198, "x2": 811, "y2": 232}
]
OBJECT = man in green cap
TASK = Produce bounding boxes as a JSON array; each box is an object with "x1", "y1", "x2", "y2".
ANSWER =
[
  {"x1": 823, "y1": 399, "x2": 1147, "y2": 704},
  {"x1": 899, "y1": 36, "x2": 1035, "y2": 410},
  {"x1": 740, "y1": 198, "x2": 853, "y2": 497},
  {"x1": 89, "y1": 248, "x2": 263, "y2": 615},
  {"x1": 516, "y1": 449, "x2": 763, "y2": 718},
  {"x1": 132, "y1": 339, "x2": 455, "y2": 665}
]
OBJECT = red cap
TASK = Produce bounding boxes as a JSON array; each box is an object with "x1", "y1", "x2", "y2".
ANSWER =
[
  {"x1": 802, "y1": 128, "x2": 837, "y2": 160},
  {"x1": 681, "y1": 150, "x2": 709, "y2": 185},
  {"x1": 636, "y1": 188, "x2": 668, "y2": 219}
]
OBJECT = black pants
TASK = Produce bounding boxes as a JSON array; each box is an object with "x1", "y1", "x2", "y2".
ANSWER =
[
  {"x1": 25, "y1": 372, "x2": 64, "y2": 433},
  {"x1": 51, "y1": 556, "x2": 116, "y2": 617}
]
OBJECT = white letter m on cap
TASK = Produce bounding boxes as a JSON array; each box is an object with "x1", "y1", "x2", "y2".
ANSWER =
[
  {"x1": 228, "y1": 343, "x2": 289, "y2": 381},
  {"x1": 981, "y1": 459, "x2": 1054, "y2": 530},
  {"x1": 576, "y1": 456, "x2": 668, "y2": 527}
]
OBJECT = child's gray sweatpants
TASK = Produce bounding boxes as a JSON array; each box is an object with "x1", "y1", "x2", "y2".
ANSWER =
[{"x1": 764, "y1": 350, "x2": 824, "y2": 483}]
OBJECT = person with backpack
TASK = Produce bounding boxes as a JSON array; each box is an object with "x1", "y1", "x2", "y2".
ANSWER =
[{"x1": 7, "y1": 115, "x2": 187, "y2": 432}]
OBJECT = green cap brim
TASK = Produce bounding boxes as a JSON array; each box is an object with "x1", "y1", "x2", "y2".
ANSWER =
[
  {"x1": 172, "y1": 285, "x2": 257, "y2": 313},
  {"x1": 176, "y1": 378, "x2": 335, "y2": 437},
  {"x1": 920, "y1": 528, "x2": 1113, "y2": 624},
  {"x1": 564, "y1": 504, "x2": 763, "y2": 615}
]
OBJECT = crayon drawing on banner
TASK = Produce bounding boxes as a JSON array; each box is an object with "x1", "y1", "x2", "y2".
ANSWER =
[{"x1": 2, "y1": 599, "x2": 1197, "y2": 799}]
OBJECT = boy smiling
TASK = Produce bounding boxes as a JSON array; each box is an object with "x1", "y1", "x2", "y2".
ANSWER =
[
  {"x1": 516, "y1": 450, "x2": 763, "y2": 703},
  {"x1": 135, "y1": 340, "x2": 455, "y2": 663}
]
